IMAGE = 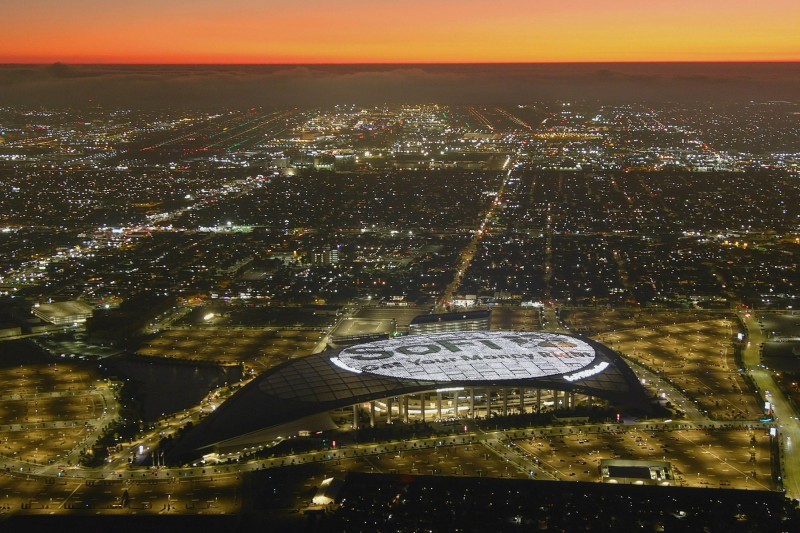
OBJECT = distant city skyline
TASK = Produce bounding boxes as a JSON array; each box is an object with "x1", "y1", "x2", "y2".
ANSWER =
[{"x1": 2, "y1": 1, "x2": 799, "y2": 64}]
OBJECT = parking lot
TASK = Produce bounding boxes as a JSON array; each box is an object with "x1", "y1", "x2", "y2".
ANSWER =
[
  {"x1": 512, "y1": 426, "x2": 773, "y2": 490},
  {"x1": 0, "y1": 473, "x2": 241, "y2": 516},
  {"x1": 489, "y1": 308, "x2": 542, "y2": 331},
  {"x1": 136, "y1": 329, "x2": 319, "y2": 372},
  {"x1": 0, "y1": 361, "x2": 113, "y2": 468},
  {"x1": 563, "y1": 309, "x2": 721, "y2": 336},
  {"x1": 592, "y1": 316, "x2": 761, "y2": 420}
]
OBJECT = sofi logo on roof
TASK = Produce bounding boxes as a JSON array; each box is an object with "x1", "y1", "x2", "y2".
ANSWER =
[{"x1": 330, "y1": 331, "x2": 600, "y2": 382}]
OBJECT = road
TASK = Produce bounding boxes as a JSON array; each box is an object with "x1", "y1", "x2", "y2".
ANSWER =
[
  {"x1": 437, "y1": 160, "x2": 514, "y2": 312},
  {"x1": 742, "y1": 311, "x2": 800, "y2": 499},
  {"x1": 541, "y1": 306, "x2": 568, "y2": 334}
]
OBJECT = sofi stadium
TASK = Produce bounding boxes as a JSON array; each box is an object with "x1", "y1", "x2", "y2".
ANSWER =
[{"x1": 169, "y1": 329, "x2": 650, "y2": 462}]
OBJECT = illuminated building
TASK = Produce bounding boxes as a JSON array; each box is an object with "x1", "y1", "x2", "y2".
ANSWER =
[
  {"x1": 31, "y1": 300, "x2": 94, "y2": 326},
  {"x1": 408, "y1": 310, "x2": 491, "y2": 334},
  {"x1": 312, "y1": 246, "x2": 340, "y2": 266},
  {"x1": 169, "y1": 331, "x2": 649, "y2": 462},
  {"x1": 601, "y1": 459, "x2": 675, "y2": 486}
]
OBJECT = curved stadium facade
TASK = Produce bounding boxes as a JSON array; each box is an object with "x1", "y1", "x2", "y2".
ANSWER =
[{"x1": 170, "y1": 331, "x2": 649, "y2": 461}]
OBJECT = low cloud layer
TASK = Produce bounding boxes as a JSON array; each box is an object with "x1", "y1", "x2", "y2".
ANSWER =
[{"x1": 1, "y1": 63, "x2": 798, "y2": 108}]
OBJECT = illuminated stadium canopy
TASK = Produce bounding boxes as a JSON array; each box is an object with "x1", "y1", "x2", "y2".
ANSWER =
[
  {"x1": 169, "y1": 331, "x2": 650, "y2": 461},
  {"x1": 331, "y1": 331, "x2": 598, "y2": 381}
]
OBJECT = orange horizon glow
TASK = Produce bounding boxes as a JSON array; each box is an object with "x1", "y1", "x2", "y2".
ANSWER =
[{"x1": 2, "y1": 1, "x2": 799, "y2": 64}]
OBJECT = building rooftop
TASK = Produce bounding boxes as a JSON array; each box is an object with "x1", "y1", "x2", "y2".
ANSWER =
[
  {"x1": 32, "y1": 301, "x2": 93, "y2": 323},
  {"x1": 409, "y1": 309, "x2": 491, "y2": 325},
  {"x1": 169, "y1": 331, "x2": 649, "y2": 461}
]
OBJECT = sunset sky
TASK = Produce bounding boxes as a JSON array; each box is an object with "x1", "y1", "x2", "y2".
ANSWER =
[{"x1": 2, "y1": 0, "x2": 799, "y2": 63}]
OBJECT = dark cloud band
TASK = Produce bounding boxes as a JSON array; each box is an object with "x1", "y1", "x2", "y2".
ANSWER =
[{"x1": 1, "y1": 63, "x2": 798, "y2": 107}]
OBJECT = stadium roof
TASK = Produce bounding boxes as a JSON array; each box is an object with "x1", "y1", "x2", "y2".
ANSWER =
[{"x1": 169, "y1": 331, "x2": 649, "y2": 461}]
